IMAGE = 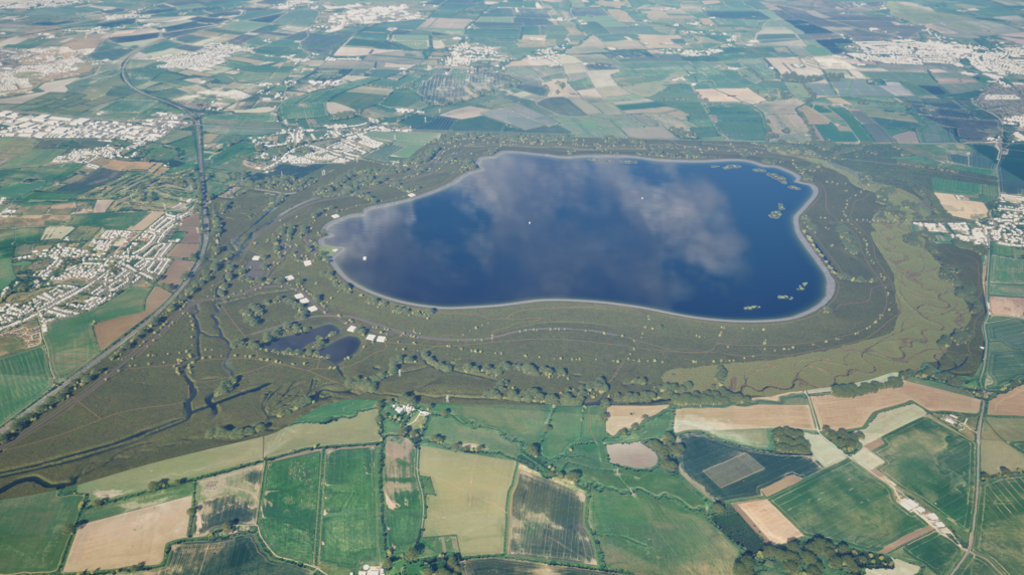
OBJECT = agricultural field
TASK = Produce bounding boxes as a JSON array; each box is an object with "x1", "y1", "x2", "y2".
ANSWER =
[
  {"x1": 419, "y1": 447, "x2": 517, "y2": 556},
  {"x1": 732, "y1": 499, "x2": 802, "y2": 544},
  {"x1": 810, "y1": 382, "x2": 980, "y2": 429},
  {"x1": 464, "y1": 558, "x2": 611, "y2": 575},
  {"x1": 875, "y1": 418, "x2": 975, "y2": 528},
  {"x1": 319, "y1": 447, "x2": 382, "y2": 572},
  {"x1": 0, "y1": 490, "x2": 80, "y2": 574},
  {"x1": 195, "y1": 464, "x2": 263, "y2": 535},
  {"x1": 64, "y1": 497, "x2": 192, "y2": 572},
  {"x1": 259, "y1": 452, "x2": 322, "y2": 565},
  {"x1": 770, "y1": 461, "x2": 926, "y2": 551},
  {"x1": 507, "y1": 468, "x2": 595, "y2": 564},
  {"x1": 383, "y1": 437, "x2": 423, "y2": 551},
  {"x1": 679, "y1": 434, "x2": 821, "y2": 500},
  {"x1": 590, "y1": 490, "x2": 736, "y2": 575},
  {"x1": 978, "y1": 476, "x2": 1024, "y2": 575},
  {"x1": 82, "y1": 481, "x2": 194, "y2": 523},
  {"x1": 0, "y1": 346, "x2": 52, "y2": 422},
  {"x1": 157, "y1": 537, "x2": 311, "y2": 575},
  {"x1": 984, "y1": 318, "x2": 1024, "y2": 388},
  {"x1": 893, "y1": 532, "x2": 962, "y2": 575},
  {"x1": 673, "y1": 404, "x2": 814, "y2": 433}
]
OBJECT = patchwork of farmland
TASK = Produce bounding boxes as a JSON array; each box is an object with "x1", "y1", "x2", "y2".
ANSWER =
[
  {"x1": 679, "y1": 434, "x2": 821, "y2": 500},
  {"x1": 770, "y1": 461, "x2": 926, "y2": 551},
  {"x1": 196, "y1": 465, "x2": 263, "y2": 535},
  {"x1": 875, "y1": 418, "x2": 975, "y2": 528},
  {"x1": 896, "y1": 533, "x2": 962, "y2": 575},
  {"x1": 259, "y1": 452, "x2": 322, "y2": 565},
  {"x1": 157, "y1": 537, "x2": 311, "y2": 575},
  {"x1": 507, "y1": 468, "x2": 595, "y2": 564}
]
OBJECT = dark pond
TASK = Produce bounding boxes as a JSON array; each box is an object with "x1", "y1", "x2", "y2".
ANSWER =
[
  {"x1": 267, "y1": 325, "x2": 360, "y2": 362},
  {"x1": 323, "y1": 153, "x2": 831, "y2": 320}
]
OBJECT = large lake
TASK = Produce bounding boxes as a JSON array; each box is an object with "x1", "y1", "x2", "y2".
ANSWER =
[{"x1": 322, "y1": 153, "x2": 831, "y2": 320}]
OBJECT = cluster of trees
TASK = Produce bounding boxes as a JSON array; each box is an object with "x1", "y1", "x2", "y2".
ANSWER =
[
  {"x1": 831, "y1": 375, "x2": 903, "y2": 398},
  {"x1": 205, "y1": 422, "x2": 269, "y2": 441},
  {"x1": 214, "y1": 376, "x2": 241, "y2": 397},
  {"x1": 643, "y1": 431, "x2": 686, "y2": 472},
  {"x1": 483, "y1": 380, "x2": 550, "y2": 404},
  {"x1": 240, "y1": 303, "x2": 267, "y2": 326},
  {"x1": 821, "y1": 425, "x2": 864, "y2": 453},
  {"x1": 733, "y1": 536, "x2": 894, "y2": 575},
  {"x1": 711, "y1": 508, "x2": 764, "y2": 553},
  {"x1": 772, "y1": 426, "x2": 812, "y2": 455},
  {"x1": 387, "y1": 551, "x2": 463, "y2": 575}
]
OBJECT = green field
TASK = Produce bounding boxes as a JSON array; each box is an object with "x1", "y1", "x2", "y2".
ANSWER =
[
  {"x1": 420, "y1": 446, "x2": 517, "y2": 556},
  {"x1": 771, "y1": 460, "x2": 926, "y2": 550},
  {"x1": 424, "y1": 415, "x2": 522, "y2": 458},
  {"x1": 540, "y1": 406, "x2": 585, "y2": 457},
  {"x1": 463, "y1": 558, "x2": 612, "y2": 575},
  {"x1": 447, "y1": 404, "x2": 550, "y2": 446},
  {"x1": 0, "y1": 346, "x2": 53, "y2": 423},
  {"x1": 896, "y1": 532, "x2": 962, "y2": 575},
  {"x1": 989, "y1": 247, "x2": 1024, "y2": 298},
  {"x1": 875, "y1": 418, "x2": 975, "y2": 528},
  {"x1": 319, "y1": 447, "x2": 382, "y2": 571},
  {"x1": 383, "y1": 437, "x2": 424, "y2": 551},
  {"x1": 932, "y1": 177, "x2": 999, "y2": 199},
  {"x1": 985, "y1": 318, "x2": 1024, "y2": 387},
  {"x1": 293, "y1": 399, "x2": 375, "y2": 424},
  {"x1": 0, "y1": 490, "x2": 80, "y2": 574},
  {"x1": 590, "y1": 490, "x2": 736, "y2": 575},
  {"x1": 44, "y1": 313, "x2": 101, "y2": 378},
  {"x1": 82, "y1": 481, "x2": 194, "y2": 522},
  {"x1": 367, "y1": 132, "x2": 439, "y2": 159},
  {"x1": 67, "y1": 211, "x2": 149, "y2": 229},
  {"x1": 508, "y1": 469, "x2": 595, "y2": 564},
  {"x1": 157, "y1": 536, "x2": 311, "y2": 575},
  {"x1": 978, "y1": 476, "x2": 1024, "y2": 574},
  {"x1": 260, "y1": 451, "x2": 322, "y2": 565}
]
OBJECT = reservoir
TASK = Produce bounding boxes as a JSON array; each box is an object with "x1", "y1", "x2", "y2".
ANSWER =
[{"x1": 322, "y1": 153, "x2": 831, "y2": 320}]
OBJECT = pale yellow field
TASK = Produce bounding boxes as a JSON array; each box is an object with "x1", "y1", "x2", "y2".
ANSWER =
[
  {"x1": 674, "y1": 404, "x2": 814, "y2": 432},
  {"x1": 934, "y1": 193, "x2": 988, "y2": 219},
  {"x1": 734, "y1": 499, "x2": 802, "y2": 543},
  {"x1": 810, "y1": 382, "x2": 980, "y2": 429},
  {"x1": 64, "y1": 497, "x2": 191, "y2": 571}
]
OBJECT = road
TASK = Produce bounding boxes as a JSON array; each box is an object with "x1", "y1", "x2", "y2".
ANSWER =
[{"x1": 0, "y1": 51, "x2": 211, "y2": 445}]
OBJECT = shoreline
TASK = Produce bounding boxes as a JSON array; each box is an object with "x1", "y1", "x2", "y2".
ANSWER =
[{"x1": 318, "y1": 151, "x2": 837, "y2": 325}]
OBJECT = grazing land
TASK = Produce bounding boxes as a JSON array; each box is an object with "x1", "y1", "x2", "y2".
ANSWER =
[
  {"x1": 64, "y1": 497, "x2": 192, "y2": 572},
  {"x1": 810, "y1": 382, "x2": 980, "y2": 429},
  {"x1": 733, "y1": 499, "x2": 803, "y2": 544},
  {"x1": 262, "y1": 411, "x2": 381, "y2": 457},
  {"x1": 446, "y1": 404, "x2": 551, "y2": 446},
  {"x1": 679, "y1": 434, "x2": 820, "y2": 500},
  {"x1": 195, "y1": 464, "x2": 263, "y2": 536},
  {"x1": 980, "y1": 421, "x2": 1024, "y2": 474},
  {"x1": 157, "y1": 537, "x2": 311, "y2": 575},
  {"x1": 875, "y1": 418, "x2": 975, "y2": 528},
  {"x1": 859, "y1": 405, "x2": 927, "y2": 445},
  {"x1": 541, "y1": 407, "x2": 585, "y2": 457},
  {"x1": 420, "y1": 447, "x2": 517, "y2": 556},
  {"x1": 978, "y1": 477, "x2": 1024, "y2": 575},
  {"x1": 0, "y1": 490, "x2": 80, "y2": 574},
  {"x1": 320, "y1": 447, "x2": 382, "y2": 572},
  {"x1": 770, "y1": 461, "x2": 925, "y2": 551},
  {"x1": 507, "y1": 467, "x2": 595, "y2": 564},
  {"x1": 259, "y1": 452, "x2": 321, "y2": 565},
  {"x1": 673, "y1": 405, "x2": 814, "y2": 432},
  {"x1": 590, "y1": 490, "x2": 736, "y2": 575},
  {"x1": 382, "y1": 437, "x2": 423, "y2": 551}
]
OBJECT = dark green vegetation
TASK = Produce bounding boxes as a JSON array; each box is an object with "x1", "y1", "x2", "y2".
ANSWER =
[
  {"x1": 821, "y1": 426, "x2": 864, "y2": 454},
  {"x1": 260, "y1": 452, "x2": 321, "y2": 565},
  {"x1": 831, "y1": 376, "x2": 903, "y2": 398},
  {"x1": 771, "y1": 427, "x2": 811, "y2": 455},
  {"x1": 463, "y1": 559, "x2": 610, "y2": 575},
  {"x1": 679, "y1": 435, "x2": 820, "y2": 500},
  {"x1": 732, "y1": 535, "x2": 895, "y2": 575},
  {"x1": 710, "y1": 510, "x2": 763, "y2": 554},
  {"x1": 294, "y1": 399, "x2": 376, "y2": 424},
  {"x1": 0, "y1": 490, "x2": 79, "y2": 574},
  {"x1": 320, "y1": 447, "x2": 382, "y2": 572},
  {"x1": 507, "y1": 471, "x2": 594, "y2": 564},
  {"x1": 157, "y1": 536, "x2": 311, "y2": 575},
  {"x1": 875, "y1": 418, "x2": 974, "y2": 528},
  {"x1": 770, "y1": 461, "x2": 925, "y2": 551}
]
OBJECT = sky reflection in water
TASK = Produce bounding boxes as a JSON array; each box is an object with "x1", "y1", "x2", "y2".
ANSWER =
[{"x1": 325, "y1": 154, "x2": 826, "y2": 320}]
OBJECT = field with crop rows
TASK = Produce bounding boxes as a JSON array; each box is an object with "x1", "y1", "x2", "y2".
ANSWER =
[
  {"x1": 157, "y1": 537, "x2": 311, "y2": 575},
  {"x1": 320, "y1": 447, "x2": 382, "y2": 571},
  {"x1": 383, "y1": 437, "x2": 423, "y2": 551},
  {"x1": 260, "y1": 452, "x2": 322, "y2": 565},
  {"x1": 0, "y1": 346, "x2": 52, "y2": 422},
  {"x1": 463, "y1": 558, "x2": 612, "y2": 575},
  {"x1": 875, "y1": 418, "x2": 974, "y2": 528},
  {"x1": 978, "y1": 477, "x2": 1024, "y2": 574},
  {"x1": 0, "y1": 490, "x2": 80, "y2": 574},
  {"x1": 507, "y1": 469, "x2": 595, "y2": 564},
  {"x1": 897, "y1": 532, "x2": 962, "y2": 575},
  {"x1": 771, "y1": 461, "x2": 925, "y2": 551}
]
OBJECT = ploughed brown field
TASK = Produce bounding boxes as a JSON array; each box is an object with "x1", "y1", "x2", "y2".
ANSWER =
[{"x1": 810, "y1": 382, "x2": 980, "y2": 429}]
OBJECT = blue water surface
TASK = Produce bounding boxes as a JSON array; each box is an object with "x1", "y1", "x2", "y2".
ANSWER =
[{"x1": 323, "y1": 153, "x2": 828, "y2": 320}]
